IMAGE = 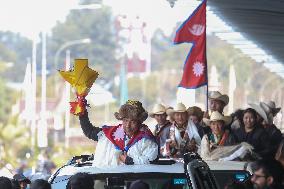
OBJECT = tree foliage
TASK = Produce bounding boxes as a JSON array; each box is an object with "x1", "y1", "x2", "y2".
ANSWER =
[
  {"x1": 0, "y1": 31, "x2": 32, "y2": 82},
  {"x1": 48, "y1": 6, "x2": 117, "y2": 79}
]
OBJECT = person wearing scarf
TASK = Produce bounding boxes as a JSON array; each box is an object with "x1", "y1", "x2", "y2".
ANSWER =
[
  {"x1": 166, "y1": 103, "x2": 202, "y2": 157},
  {"x1": 201, "y1": 111, "x2": 237, "y2": 159},
  {"x1": 79, "y1": 100, "x2": 158, "y2": 167},
  {"x1": 149, "y1": 103, "x2": 172, "y2": 157}
]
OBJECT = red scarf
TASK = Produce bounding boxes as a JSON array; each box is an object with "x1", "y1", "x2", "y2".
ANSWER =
[{"x1": 102, "y1": 124, "x2": 155, "y2": 152}]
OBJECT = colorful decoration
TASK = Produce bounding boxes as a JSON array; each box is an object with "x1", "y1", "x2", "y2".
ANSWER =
[{"x1": 59, "y1": 59, "x2": 99, "y2": 115}]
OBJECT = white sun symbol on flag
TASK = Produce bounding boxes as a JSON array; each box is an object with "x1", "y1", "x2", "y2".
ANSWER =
[
  {"x1": 192, "y1": 61, "x2": 204, "y2": 77},
  {"x1": 112, "y1": 126, "x2": 124, "y2": 141}
]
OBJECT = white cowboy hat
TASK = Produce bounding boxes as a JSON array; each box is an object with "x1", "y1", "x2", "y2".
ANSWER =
[
  {"x1": 248, "y1": 103, "x2": 269, "y2": 123},
  {"x1": 209, "y1": 91, "x2": 229, "y2": 106},
  {"x1": 166, "y1": 102, "x2": 187, "y2": 115},
  {"x1": 203, "y1": 111, "x2": 232, "y2": 126},
  {"x1": 260, "y1": 101, "x2": 281, "y2": 116},
  {"x1": 149, "y1": 103, "x2": 167, "y2": 118}
]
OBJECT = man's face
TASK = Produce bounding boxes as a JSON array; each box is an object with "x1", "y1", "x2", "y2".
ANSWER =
[
  {"x1": 154, "y1": 113, "x2": 167, "y2": 125},
  {"x1": 251, "y1": 168, "x2": 273, "y2": 189},
  {"x1": 210, "y1": 99, "x2": 225, "y2": 113},
  {"x1": 174, "y1": 112, "x2": 188, "y2": 126},
  {"x1": 122, "y1": 118, "x2": 140, "y2": 137},
  {"x1": 209, "y1": 121, "x2": 224, "y2": 136},
  {"x1": 189, "y1": 115, "x2": 199, "y2": 125}
]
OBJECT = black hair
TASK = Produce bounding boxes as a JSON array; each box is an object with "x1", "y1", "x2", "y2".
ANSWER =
[
  {"x1": 253, "y1": 158, "x2": 284, "y2": 186},
  {"x1": 129, "y1": 180, "x2": 149, "y2": 189},
  {"x1": 11, "y1": 179, "x2": 20, "y2": 189},
  {"x1": 67, "y1": 173, "x2": 94, "y2": 189},
  {"x1": 241, "y1": 108, "x2": 258, "y2": 127},
  {"x1": 231, "y1": 109, "x2": 244, "y2": 121},
  {"x1": 30, "y1": 179, "x2": 51, "y2": 189},
  {"x1": 0, "y1": 176, "x2": 12, "y2": 189}
]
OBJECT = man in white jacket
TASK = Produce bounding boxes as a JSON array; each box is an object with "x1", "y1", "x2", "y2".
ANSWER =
[{"x1": 79, "y1": 100, "x2": 158, "y2": 167}]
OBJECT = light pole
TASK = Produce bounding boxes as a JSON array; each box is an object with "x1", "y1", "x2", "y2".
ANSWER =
[
  {"x1": 53, "y1": 38, "x2": 91, "y2": 94},
  {"x1": 53, "y1": 38, "x2": 91, "y2": 148},
  {"x1": 64, "y1": 50, "x2": 71, "y2": 148},
  {"x1": 54, "y1": 38, "x2": 91, "y2": 70}
]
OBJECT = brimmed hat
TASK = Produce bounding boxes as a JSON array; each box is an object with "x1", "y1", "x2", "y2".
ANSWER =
[
  {"x1": 13, "y1": 173, "x2": 31, "y2": 184},
  {"x1": 149, "y1": 104, "x2": 167, "y2": 118},
  {"x1": 114, "y1": 100, "x2": 148, "y2": 123},
  {"x1": 203, "y1": 111, "x2": 232, "y2": 126},
  {"x1": 187, "y1": 106, "x2": 203, "y2": 121},
  {"x1": 209, "y1": 91, "x2": 229, "y2": 106},
  {"x1": 260, "y1": 101, "x2": 281, "y2": 116},
  {"x1": 166, "y1": 103, "x2": 187, "y2": 116},
  {"x1": 248, "y1": 103, "x2": 269, "y2": 123}
]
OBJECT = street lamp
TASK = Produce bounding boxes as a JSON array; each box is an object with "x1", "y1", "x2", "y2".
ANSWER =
[{"x1": 54, "y1": 38, "x2": 91, "y2": 70}]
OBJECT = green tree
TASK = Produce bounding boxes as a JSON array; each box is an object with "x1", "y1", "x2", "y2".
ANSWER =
[
  {"x1": 48, "y1": 6, "x2": 117, "y2": 79},
  {"x1": 0, "y1": 31, "x2": 32, "y2": 82}
]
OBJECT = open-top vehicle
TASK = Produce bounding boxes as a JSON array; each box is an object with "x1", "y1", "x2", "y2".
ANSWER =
[{"x1": 49, "y1": 153, "x2": 251, "y2": 189}]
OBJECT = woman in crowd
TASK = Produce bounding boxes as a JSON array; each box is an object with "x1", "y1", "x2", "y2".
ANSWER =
[{"x1": 234, "y1": 108, "x2": 270, "y2": 158}]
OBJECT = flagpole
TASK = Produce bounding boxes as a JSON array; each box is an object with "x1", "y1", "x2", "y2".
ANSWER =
[{"x1": 206, "y1": 83, "x2": 209, "y2": 112}]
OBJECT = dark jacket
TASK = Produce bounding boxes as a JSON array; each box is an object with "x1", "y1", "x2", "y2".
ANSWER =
[
  {"x1": 207, "y1": 130, "x2": 237, "y2": 146},
  {"x1": 234, "y1": 126, "x2": 270, "y2": 157},
  {"x1": 265, "y1": 124, "x2": 283, "y2": 156},
  {"x1": 79, "y1": 112, "x2": 101, "y2": 141}
]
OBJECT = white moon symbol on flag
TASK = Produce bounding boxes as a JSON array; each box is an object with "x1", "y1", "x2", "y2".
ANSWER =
[
  {"x1": 192, "y1": 61, "x2": 204, "y2": 77},
  {"x1": 188, "y1": 24, "x2": 205, "y2": 36}
]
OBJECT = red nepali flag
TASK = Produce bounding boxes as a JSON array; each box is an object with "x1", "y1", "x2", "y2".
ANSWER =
[{"x1": 174, "y1": 0, "x2": 207, "y2": 89}]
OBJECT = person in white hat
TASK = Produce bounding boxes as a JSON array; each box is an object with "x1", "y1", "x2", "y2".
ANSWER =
[
  {"x1": 259, "y1": 101, "x2": 283, "y2": 157},
  {"x1": 149, "y1": 103, "x2": 172, "y2": 157},
  {"x1": 208, "y1": 91, "x2": 229, "y2": 114},
  {"x1": 233, "y1": 108, "x2": 270, "y2": 158},
  {"x1": 201, "y1": 111, "x2": 236, "y2": 151},
  {"x1": 200, "y1": 111, "x2": 255, "y2": 161},
  {"x1": 260, "y1": 100, "x2": 281, "y2": 117},
  {"x1": 166, "y1": 103, "x2": 203, "y2": 157},
  {"x1": 203, "y1": 91, "x2": 231, "y2": 132}
]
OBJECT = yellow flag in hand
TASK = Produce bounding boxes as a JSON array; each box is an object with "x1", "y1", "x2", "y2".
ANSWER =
[{"x1": 58, "y1": 59, "x2": 99, "y2": 95}]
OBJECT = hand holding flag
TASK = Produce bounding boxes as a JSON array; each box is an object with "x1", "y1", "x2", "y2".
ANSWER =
[{"x1": 58, "y1": 59, "x2": 99, "y2": 115}]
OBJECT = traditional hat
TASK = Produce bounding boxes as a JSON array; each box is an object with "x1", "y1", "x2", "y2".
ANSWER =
[
  {"x1": 248, "y1": 103, "x2": 269, "y2": 123},
  {"x1": 260, "y1": 101, "x2": 281, "y2": 116},
  {"x1": 114, "y1": 100, "x2": 148, "y2": 123},
  {"x1": 149, "y1": 103, "x2": 167, "y2": 118},
  {"x1": 209, "y1": 91, "x2": 229, "y2": 106},
  {"x1": 166, "y1": 103, "x2": 187, "y2": 116},
  {"x1": 203, "y1": 111, "x2": 232, "y2": 126},
  {"x1": 187, "y1": 106, "x2": 203, "y2": 121}
]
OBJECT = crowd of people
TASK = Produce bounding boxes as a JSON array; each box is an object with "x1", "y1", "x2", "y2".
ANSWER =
[
  {"x1": 1, "y1": 90, "x2": 283, "y2": 189},
  {"x1": 79, "y1": 91, "x2": 284, "y2": 164},
  {"x1": 75, "y1": 91, "x2": 284, "y2": 188},
  {"x1": 0, "y1": 174, "x2": 51, "y2": 189}
]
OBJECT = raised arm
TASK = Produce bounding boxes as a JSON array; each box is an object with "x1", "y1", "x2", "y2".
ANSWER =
[{"x1": 79, "y1": 111, "x2": 102, "y2": 141}]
